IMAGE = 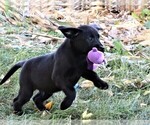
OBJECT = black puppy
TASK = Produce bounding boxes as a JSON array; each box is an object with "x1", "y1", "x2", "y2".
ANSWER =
[{"x1": 0, "y1": 25, "x2": 108, "y2": 115}]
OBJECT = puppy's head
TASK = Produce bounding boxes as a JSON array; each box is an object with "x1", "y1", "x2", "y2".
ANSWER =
[{"x1": 58, "y1": 25, "x2": 104, "y2": 54}]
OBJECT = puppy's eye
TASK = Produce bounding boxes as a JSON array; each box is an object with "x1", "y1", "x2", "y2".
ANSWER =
[{"x1": 88, "y1": 37, "x2": 93, "y2": 41}]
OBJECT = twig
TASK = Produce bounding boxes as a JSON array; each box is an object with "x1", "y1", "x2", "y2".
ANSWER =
[
  {"x1": 0, "y1": 33, "x2": 64, "y2": 41},
  {"x1": 3, "y1": 11, "x2": 14, "y2": 25},
  {"x1": 28, "y1": 32, "x2": 64, "y2": 40}
]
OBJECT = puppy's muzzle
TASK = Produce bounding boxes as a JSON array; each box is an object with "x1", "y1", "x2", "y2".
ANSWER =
[{"x1": 95, "y1": 45, "x2": 105, "y2": 53}]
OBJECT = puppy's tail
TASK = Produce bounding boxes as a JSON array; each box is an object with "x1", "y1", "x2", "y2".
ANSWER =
[{"x1": 0, "y1": 61, "x2": 26, "y2": 85}]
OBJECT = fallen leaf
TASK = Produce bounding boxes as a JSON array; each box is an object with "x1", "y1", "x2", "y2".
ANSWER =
[
  {"x1": 142, "y1": 74, "x2": 150, "y2": 84},
  {"x1": 91, "y1": 1, "x2": 103, "y2": 6},
  {"x1": 80, "y1": 80, "x2": 94, "y2": 88},
  {"x1": 102, "y1": 76, "x2": 114, "y2": 81},
  {"x1": 41, "y1": 110, "x2": 50, "y2": 117},
  {"x1": 0, "y1": 75, "x2": 4, "y2": 79},
  {"x1": 139, "y1": 40, "x2": 150, "y2": 46},
  {"x1": 131, "y1": 79, "x2": 143, "y2": 88},
  {"x1": 140, "y1": 103, "x2": 147, "y2": 107},
  {"x1": 45, "y1": 101, "x2": 54, "y2": 110},
  {"x1": 82, "y1": 108, "x2": 93, "y2": 119},
  {"x1": 106, "y1": 90, "x2": 114, "y2": 96},
  {"x1": 115, "y1": 16, "x2": 142, "y2": 29},
  {"x1": 122, "y1": 79, "x2": 133, "y2": 85},
  {"x1": 134, "y1": 29, "x2": 150, "y2": 43},
  {"x1": 143, "y1": 90, "x2": 150, "y2": 96}
]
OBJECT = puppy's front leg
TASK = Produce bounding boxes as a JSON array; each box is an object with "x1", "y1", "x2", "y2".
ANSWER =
[
  {"x1": 82, "y1": 70, "x2": 108, "y2": 89},
  {"x1": 60, "y1": 87, "x2": 76, "y2": 110}
]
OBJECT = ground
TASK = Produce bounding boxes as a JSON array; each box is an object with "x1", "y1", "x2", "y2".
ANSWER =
[{"x1": 0, "y1": 24, "x2": 150, "y2": 121}]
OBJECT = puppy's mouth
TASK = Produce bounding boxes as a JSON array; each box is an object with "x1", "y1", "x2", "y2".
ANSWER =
[{"x1": 94, "y1": 46, "x2": 105, "y2": 53}]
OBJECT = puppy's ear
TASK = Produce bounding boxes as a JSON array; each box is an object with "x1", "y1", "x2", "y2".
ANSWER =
[
  {"x1": 58, "y1": 26, "x2": 82, "y2": 39},
  {"x1": 89, "y1": 23, "x2": 103, "y2": 31}
]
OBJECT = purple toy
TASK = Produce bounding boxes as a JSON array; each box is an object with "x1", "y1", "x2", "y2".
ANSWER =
[{"x1": 87, "y1": 47, "x2": 105, "y2": 70}]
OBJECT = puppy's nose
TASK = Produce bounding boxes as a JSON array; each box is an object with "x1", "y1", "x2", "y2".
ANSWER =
[{"x1": 99, "y1": 46, "x2": 105, "y2": 52}]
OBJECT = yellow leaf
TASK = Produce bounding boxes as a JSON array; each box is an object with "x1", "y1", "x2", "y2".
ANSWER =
[
  {"x1": 82, "y1": 109, "x2": 93, "y2": 119},
  {"x1": 143, "y1": 90, "x2": 150, "y2": 96},
  {"x1": 81, "y1": 80, "x2": 94, "y2": 88},
  {"x1": 45, "y1": 101, "x2": 54, "y2": 110}
]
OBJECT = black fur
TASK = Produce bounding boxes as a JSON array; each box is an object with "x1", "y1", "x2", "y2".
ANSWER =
[{"x1": 0, "y1": 25, "x2": 108, "y2": 115}]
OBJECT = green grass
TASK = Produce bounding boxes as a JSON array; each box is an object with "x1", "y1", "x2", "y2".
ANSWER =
[{"x1": 0, "y1": 28, "x2": 150, "y2": 121}]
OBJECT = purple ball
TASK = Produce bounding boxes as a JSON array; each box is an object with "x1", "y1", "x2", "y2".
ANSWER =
[{"x1": 87, "y1": 47, "x2": 104, "y2": 64}]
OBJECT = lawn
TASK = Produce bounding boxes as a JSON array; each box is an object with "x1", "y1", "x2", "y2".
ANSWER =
[{"x1": 0, "y1": 24, "x2": 150, "y2": 123}]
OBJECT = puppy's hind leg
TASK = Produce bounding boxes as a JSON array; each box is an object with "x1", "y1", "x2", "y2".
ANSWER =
[
  {"x1": 13, "y1": 83, "x2": 33, "y2": 115},
  {"x1": 60, "y1": 87, "x2": 76, "y2": 110},
  {"x1": 13, "y1": 95, "x2": 19, "y2": 103},
  {"x1": 33, "y1": 91, "x2": 52, "y2": 111}
]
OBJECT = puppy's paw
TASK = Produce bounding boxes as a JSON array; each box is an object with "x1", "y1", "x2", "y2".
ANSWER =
[
  {"x1": 101, "y1": 82, "x2": 109, "y2": 89},
  {"x1": 60, "y1": 104, "x2": 67, "y2": 110},
  {"x1": 13, "y1": 110, "x2": 23, "y2": 116},
  {"x1": 36, "y1": 105, "x2": 46, "y2": 111},
  {"x1": 95, "y1": 81, "x2": 109, "y2": 90},
  {"x1": 60, "y1": 100, "x2": 73, "y2": 110}
]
